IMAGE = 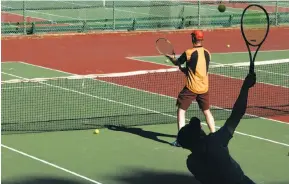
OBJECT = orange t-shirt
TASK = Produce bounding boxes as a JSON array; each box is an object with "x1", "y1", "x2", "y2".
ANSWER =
[{"x1": 177, "y1": 46, "x2": 211, "y2": 94}]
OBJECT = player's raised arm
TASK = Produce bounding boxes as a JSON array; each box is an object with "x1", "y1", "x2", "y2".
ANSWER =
[{"x1": 225, "y1": 72, "x2": 256, "y2": 135}]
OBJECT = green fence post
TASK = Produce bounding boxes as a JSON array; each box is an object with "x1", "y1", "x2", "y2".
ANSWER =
[
  {"x1": 179, "y1": 17, "x2": 185, "y2": 29},
  {"x1": 275, "y1": 0, "x2": 279, "y2": 26},
  {"x1": 82, "y1": 20, "x2": 87, "y2": 32},
  {"x1": 132, "y1": 18, "x2": 136, "y2": 30},
  {"x1": 229, "y1": 14, "x2": 233, "y2": 27},
  {"x1": 198, "y1": 0, "x2": 201, "y2": 28},
  {"x1": 27, "y1": 22, "x2": 35, "y2": 35},
  {"x1": 113, "y1": 1, "x2": 115, "y2": 30},
  {"x1": 128, "y1": 18, "x2": 136, "y2": 31},
  {"x1": 23, "y1": 1, "x2": 26, "y2": 35}
]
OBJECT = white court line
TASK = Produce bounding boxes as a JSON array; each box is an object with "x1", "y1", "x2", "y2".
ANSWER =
[
  {"x1": 3, "y1": 62, "x2": 289, "y2": 143},
  {"x1": 1, "y1": 61, "x2": 24, "y2": 63},
  {"x1": 1, "y1": 144, "x2": 102, "y2": 184},
  {"x1": 186, "y1": 4, "x2": 241, "y2": 14},
  {"x1": 2, "y1": 5, "x2": 78, "y2": 21},
  {"x1": 51, "y1": 0, "x2": 169, "y2": 18},
  {"x1": 2, "y1": 61, "x2": 289, "y2": 120},
  {"x1": 2, "y1": 86, "x2": 44, "y2": 90},
  {"x1": 2, "y1": 11, "x2": 48, "y2": 21},
  {"x1": 25, "y1": 10, "x2": 81, "y2": 21},
  {"x1": 2, "y1": 61, "x2": 72, "y2": 75},
  {"x1": 18, "y1": 61, "x2": 73, "y2": 75},
  {"x1": 126, "y1": 56, "x2": 176, "y2": 67},
  {"x1": 51, "y1": 0, "x2": 239, "y2": 19},
  {"x1": 126, "y1": 57, "x2": 289, "y2": 89},
  {"x1": 3, "y1": 61, "x2": 289, "y2": 124},
  {"x1": 1, "y1": 5, "x2": 99, "y2": 29},
  {"x1": 2, "y1": 65, "x2": 289, "y2": 183},
  {"x1": 212, "y1": 60, "x2": 289, "y2": 77},
  {"x1": 129, "y1": 49, "x2": 289, "y2": 58},
  {"x1": 1, "y1": 71, "x2": 179, "y2": 120},
  {"x1": 136, "y1": 0, "x2": 241, "y2": 14}
]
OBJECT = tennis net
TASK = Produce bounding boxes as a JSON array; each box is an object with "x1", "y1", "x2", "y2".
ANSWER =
[{"x1": 1, "y1": 59, "x2": 289, "y2": 134}]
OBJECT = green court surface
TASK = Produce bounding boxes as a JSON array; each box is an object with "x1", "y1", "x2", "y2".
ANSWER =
[
  {"x1": 1, "y1": 1, "x2": 243, "y2": 22},
  {"x1": 1, "y1": 50, "x2": 289, "y2": 184},
  {"x1": 1, "y1": 0, "x2": 254, "y2": 32},
  {"x1": 256, "y1": 1, "x2": 289, "y2": 7}
]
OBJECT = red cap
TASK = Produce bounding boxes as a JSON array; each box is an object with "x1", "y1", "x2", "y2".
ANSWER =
[{"x1": 191, "y1": 30, "x2": 204, "y2": 41}]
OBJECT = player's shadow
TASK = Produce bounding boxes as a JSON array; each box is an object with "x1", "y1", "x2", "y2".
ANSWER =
[
  {"x1": 105, "y1": 125, "x2": 176, "y2": 145},
  {"x1": 109, "y1": 168, "x2": 201, "y2": 184}
]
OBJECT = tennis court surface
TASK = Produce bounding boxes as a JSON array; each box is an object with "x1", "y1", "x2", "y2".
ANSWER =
[
  {"x1": 2, "y1": 0, "x2": 289, "y2": 34},
  {"x1": 2, "y1": 29, "x2": 289, "y2": 184}
]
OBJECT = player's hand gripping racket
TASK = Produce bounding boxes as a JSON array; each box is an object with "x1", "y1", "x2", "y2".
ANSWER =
[
  {"x1": 155, "y1": 38, "x2": 176, "y2": 62},
  {"x1": 241, "y1": 4, "x2": 270, "y2": 74},
  {"x1": 155, "y1": 38, "x2": 187, "y2": 74}
]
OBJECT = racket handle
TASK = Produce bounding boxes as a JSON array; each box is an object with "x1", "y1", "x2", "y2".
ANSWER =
[{"x1": 249, "y1": 61, "x2": 254, "y2": 74}]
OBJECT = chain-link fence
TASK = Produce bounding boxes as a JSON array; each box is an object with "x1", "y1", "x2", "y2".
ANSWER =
[{"x1": 1, "y1": 0, "x2": 289, "y2": 35}]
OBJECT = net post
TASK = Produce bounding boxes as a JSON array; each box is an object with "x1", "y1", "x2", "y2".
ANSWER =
[
  {"x1": 198, "y1": 0, "x2": 201, "y2": 28},
  {"x1": 113, "y1": 1, "x2": 115, "y2": 30},
  {"x1": 275, "y1": 0, "x2": 279, "y2": 26},
  {"x1": 23, "y1": 0, "x2": 26, "y2": 35}
]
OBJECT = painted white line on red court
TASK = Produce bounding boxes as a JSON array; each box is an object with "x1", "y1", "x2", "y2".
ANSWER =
[
  {"x1": 126, "y1": 57, "x2": 289, "y2": 89},
  {"x1": 126, "y1": 56, "x2": 176, "y2": 67},
  {"x1": 129, "y1": 49, "x2": 289, "y2": 58}
]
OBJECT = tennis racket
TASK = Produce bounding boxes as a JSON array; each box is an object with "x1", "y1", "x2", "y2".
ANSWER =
[
  {"x1": 155, "y1": 38, "x2": 176, "y2": 61},
  {"x1": 241, "y1": 4, "x2": 270, "y2": 74},
  {"x1": 155, "y1": 38, "x2": 187, "y2": 74}
]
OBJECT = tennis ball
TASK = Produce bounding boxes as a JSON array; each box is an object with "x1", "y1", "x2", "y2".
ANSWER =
[
  {"x1": 94, "y1": 129, "x2": 100, "y2": 134},
  {"x1": 227, "y1": 44, "x2": 230, "y2": 48},
  {"x1": 218, "y1": 4, "x2": 226, "y2": 13}
]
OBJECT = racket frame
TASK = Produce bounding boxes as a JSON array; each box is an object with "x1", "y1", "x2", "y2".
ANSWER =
[
  {"x1": 240, "y1": 4, "x2": 270, "y2": 74},
  {"x1": 155, "y1": 38, "x2": 176, "y2": 57}
]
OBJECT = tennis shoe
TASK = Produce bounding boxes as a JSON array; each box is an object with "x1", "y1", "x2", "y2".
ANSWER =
[{"x1": 171, "y1": 140, "x2": 181, "y2": 147}]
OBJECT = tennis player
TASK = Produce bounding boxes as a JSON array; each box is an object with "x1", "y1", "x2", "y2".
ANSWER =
[
  {"x1": 177, "y1": 73, "x2": 256, "y2": 184},
  {"x1": 165, "y1": 30, "x2": 215, "y2": 146}
]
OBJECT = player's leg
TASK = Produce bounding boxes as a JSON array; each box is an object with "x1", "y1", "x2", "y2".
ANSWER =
[
  {"x1": 203, "y1": 109, "x2": 215, "y2": 133},
  {"x1": 172, "y1": 87, "x2": 196, "y2": 147},
  {"x1": 177, "y1": 107, "x2": 186, "y2": 131},
  {"x1": 176, "y1": 87, "x2": 196, "y2": 131},
  {"x1": 197, "y1": 92, "x2": 215, "y2": 133},
  {"x1": 171, "y1": 107, "x2": 186, "y2": 147}
]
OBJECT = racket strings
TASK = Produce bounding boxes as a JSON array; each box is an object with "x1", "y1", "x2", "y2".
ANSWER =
[
  {"x1": 156, "y1": 39, "x2": 175, "y2": 55},
  {"x1": 242, "y1": 6, "x2": 269, "y2": 46},
  {"x1": 243, "y1": 29, "x2": 267, "y2": 45}
]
